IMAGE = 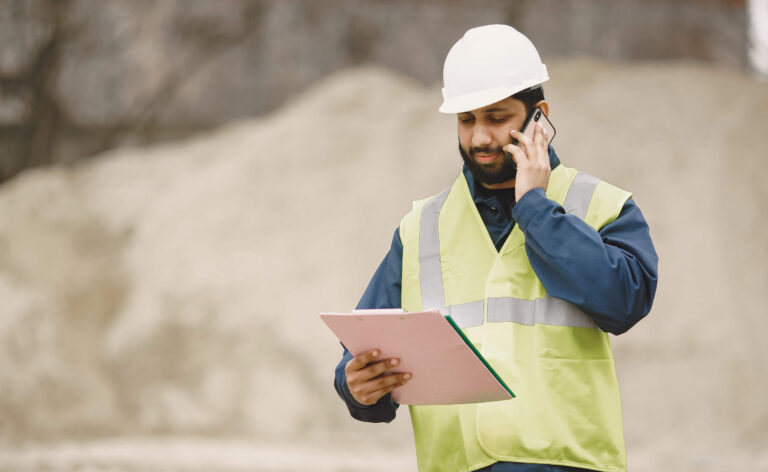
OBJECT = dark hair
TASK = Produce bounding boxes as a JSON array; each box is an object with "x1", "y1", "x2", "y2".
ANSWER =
[{"x1": 511, "y1": 85, "x2": 545, "y2": 114}]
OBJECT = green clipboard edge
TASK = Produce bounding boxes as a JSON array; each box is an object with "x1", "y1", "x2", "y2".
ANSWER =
[{"x1": 444, "y1": 314, "x2": 516, "y2": 399}]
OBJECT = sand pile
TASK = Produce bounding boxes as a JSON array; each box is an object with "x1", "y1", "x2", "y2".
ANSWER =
[{"x1": 0, "y1": 60, "x2": 766, "y2": 470}]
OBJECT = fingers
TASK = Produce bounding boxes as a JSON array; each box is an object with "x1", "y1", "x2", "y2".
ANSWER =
[
  {"x1": 364, "y1": 357, "x2": 401, "y2": 382},
  {"x1": 352, "y1": 372, "x2": 412, "y2": 406},
  {"x1": 345, "y1": 349, "x2": 380, "y2": 372},
  {"x1": 502, "y1": 142, "x2": 525, "y2": 166},
  {"x1": 345, "y1": 350, "x2": 414, "y2": 405},
  {"x1": 509, "y1": 129, "x2": 532, "y2": 150},
  {"x1": 345, "y1": 354, "x2": 412, "y2": 405},
  {"x1": 511, "y1": 124, "x2": 546, "y2": 156},
  {"x1": 509, "y1": 130, "x2": 535, "y2": 167},
  {"x1": 346, "y1": 354, "x2": 401, "y2": 381},
  {"x1": 510, "y1": 122, "x2": 551, "y2": 202},
  {"x1": 347, "y1": 350, "x2": 394, "y2": 378}
]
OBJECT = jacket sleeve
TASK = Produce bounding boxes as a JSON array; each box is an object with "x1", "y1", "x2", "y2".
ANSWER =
[
  {"x1": 333, "y1": 228, "x2": 402, "y2": 422},
  {"x1": 511, "y1": 188, "x2": 659, "y2": 335}
]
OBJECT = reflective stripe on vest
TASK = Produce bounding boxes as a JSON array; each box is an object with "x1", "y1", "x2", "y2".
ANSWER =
[
  {"x1": 564, "y1": 172, "x2": 600, "y2": 220},
  {"x1": 418, "y1": 172, "x2": 600, "y2": 329},
  {"x1": 418, "y1": 187, "x2": 451, "y2": 314},
  {"x1": 487, "y1": 296, "x2": 596, "y2": 329}
]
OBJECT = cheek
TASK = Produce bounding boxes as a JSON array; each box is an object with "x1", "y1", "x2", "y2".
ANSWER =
[
  {"x1": 457, "y1": 127, "x2": 472, "y2": 149},
  {"x1": 497, "y1": 125, "x2": 516, "y2": 145}
]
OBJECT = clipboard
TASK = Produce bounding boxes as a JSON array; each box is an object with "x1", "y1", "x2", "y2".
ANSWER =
[{"x1": 321, "y1": 308, "x2": 514, "y2": 405}]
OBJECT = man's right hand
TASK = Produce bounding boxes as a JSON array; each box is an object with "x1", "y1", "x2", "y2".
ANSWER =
[{"x1": 345, "y1": 349, "x2": 412, "y2": 406}]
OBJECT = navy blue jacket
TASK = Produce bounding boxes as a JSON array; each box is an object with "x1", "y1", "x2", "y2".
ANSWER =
[{"x1": 334, "y1": 148, "x2": 658, "y2": 472}]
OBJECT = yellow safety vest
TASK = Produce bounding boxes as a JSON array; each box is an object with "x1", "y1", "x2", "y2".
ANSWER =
[{"x1": 399, "y1": 164, "x2": 631, "y2": 472}]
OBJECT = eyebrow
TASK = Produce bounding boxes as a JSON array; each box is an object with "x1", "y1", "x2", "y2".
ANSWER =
[{"x1": 458, "y1": 107, "x2": 513, "y2": 117}]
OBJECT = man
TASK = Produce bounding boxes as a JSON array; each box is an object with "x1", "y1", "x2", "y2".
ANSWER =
[{"x1": 334, "y1": 24, "x2": 658, "y2": 472}]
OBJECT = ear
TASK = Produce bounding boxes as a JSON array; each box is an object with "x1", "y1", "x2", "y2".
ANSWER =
[{"x1": 534, "y1": 100, "x2": 550, "y2": 116}]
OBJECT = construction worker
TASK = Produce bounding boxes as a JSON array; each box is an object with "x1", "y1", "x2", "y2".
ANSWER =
[{"x1": 334, "y1": 24, "x2": 658, "y2": 472}]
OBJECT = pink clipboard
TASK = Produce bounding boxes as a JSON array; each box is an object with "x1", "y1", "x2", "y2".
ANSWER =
[{"x1": 321, "y1": 309, "x2": 514, "y2": 405}]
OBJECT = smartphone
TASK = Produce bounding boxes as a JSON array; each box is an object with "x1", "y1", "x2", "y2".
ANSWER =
[{"x1": 511, "y1": 107, "x2": 556, "y2": 147}]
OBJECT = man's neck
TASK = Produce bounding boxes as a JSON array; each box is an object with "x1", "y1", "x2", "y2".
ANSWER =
[{"x1": 480, "y1": 179, "x2": 515, "y2": 190}]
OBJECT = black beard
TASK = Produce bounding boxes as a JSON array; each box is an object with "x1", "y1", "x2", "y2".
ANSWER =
[{"x1": 458, "y1": 143, "x2": 517, "y2": 185}]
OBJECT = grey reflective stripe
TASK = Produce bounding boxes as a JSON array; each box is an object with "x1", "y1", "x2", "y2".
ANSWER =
[
  {"x1": 563, "y1": 172, "x2": 600, "y2": 219},
  {"x1": 419, "y1": 187, "x2": 451, "y2": 312},
  {"x1": 447, "y1": 300, "x2": 485, "y2": 329},
  {"x1": 487, "y1": 296, "x2": 597, "y2": 329}
]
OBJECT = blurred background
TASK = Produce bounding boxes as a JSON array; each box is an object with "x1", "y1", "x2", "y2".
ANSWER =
[{"x1": 0, "y1": 0, "x2": 767, "y2": 471}]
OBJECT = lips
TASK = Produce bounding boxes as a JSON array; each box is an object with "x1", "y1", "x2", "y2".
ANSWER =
[{"x1": 475, "y1": 153, "x2": 499, "y2": 163}]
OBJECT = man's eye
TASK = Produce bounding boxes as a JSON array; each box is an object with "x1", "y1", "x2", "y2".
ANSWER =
[
  {"x1": 459, "y1": 117, "x2": 474, "y2": 124},
  {"x1": 489, "y1": 116, "x2": 508, "y2": 123}
]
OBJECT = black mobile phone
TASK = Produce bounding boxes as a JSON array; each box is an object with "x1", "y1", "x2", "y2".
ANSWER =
[{"x1": 511, "y1": 107, "x2": 556, "y2": 147}]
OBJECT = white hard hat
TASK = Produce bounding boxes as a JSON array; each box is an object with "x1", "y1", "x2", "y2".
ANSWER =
[{"x1": 439, "y1": 24, "x2": 549, "y2": 114}]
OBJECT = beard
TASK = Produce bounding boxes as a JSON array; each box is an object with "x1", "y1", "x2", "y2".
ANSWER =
[{"x1": 458, "y1": 142, "x2": 517, "y2": 185}]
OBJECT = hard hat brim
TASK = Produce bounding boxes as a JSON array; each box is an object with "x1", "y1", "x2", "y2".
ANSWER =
[
  {"x1": 439, "y1": 85, "x2": 523, "y2": 114},
  {"x1": 439, "y1": 71, "x2": 549, "y2": 114}
]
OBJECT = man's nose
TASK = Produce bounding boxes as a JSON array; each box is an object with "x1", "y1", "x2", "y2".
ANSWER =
[{"x1": 471, "y1": 123, "x2": 493, "y2": 148}]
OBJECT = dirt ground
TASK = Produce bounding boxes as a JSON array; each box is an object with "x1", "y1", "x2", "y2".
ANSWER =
[{"x1": 0, "y1": 58, "x2": 766, "y2": 470}]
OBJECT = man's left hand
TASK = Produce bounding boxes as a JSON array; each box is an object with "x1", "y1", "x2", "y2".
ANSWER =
[{"x1": 504, "y1": 122, "x2": 550, "y2": 203}]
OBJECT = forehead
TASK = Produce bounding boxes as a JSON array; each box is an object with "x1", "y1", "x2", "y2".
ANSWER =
[{"x1": 461, "y1": 96, "x2": 524, "y2": 115}]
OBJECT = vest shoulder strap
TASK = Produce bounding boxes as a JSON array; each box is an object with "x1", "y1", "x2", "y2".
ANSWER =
[
  {"x1": 400, "y1": 191, "x2": 451, "y2": 311},
  {"x1": 399, "y1": 197, "x2": 429, "y2": 250},
  {"x1": 584, "y1": 178, "x2": 632, "y2": 230}
]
